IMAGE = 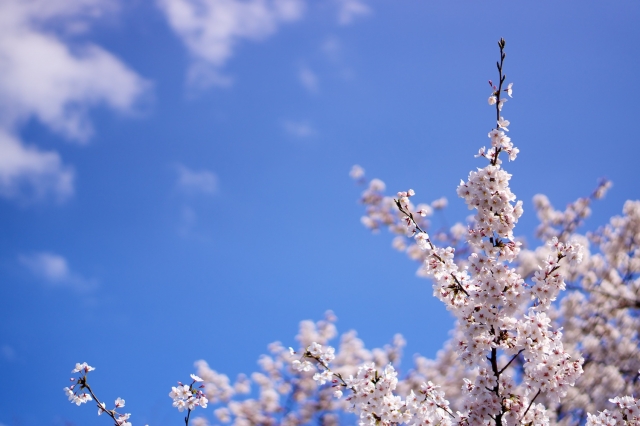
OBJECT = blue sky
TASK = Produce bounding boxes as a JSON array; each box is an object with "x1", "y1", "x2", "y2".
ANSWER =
[{"x1": 1, "y1": 1, "x2": 640, "y2": 425}]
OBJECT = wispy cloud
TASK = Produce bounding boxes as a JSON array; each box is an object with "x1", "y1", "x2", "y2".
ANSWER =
[
  {"x1": 157, "y1": 0, "x2": 305, "y2": 89},
  {"x1": 282, "y1": 119, "x2": 315, "y2": 138},
  {"x1": 0, "y1": 0, "x2": 149, "y2": 201},
  {"x1": 321, "y1": 36, "x2": 342, "y2": 60},
  {"x1": 176, "y1": 164, "x2": 218, "y2": 195},
  {"x1": 176, "y1": 205, "x2": 214, "y2": 242},
  {"x1": 178, "y1": 205, "x2": 197, "y2": 238},
  {"x1": 298, "y1": 65, "x2": 319, "y2": 93},
  {"x1": 1, "y1": 345, "x2": 16, "y2": 362},
  {"x1": 335, "y1": 0, "x2": 370, "y2": 25},
  {"x1": 19, "y1": 251, "x2": 97, "y2": 291},
  {"x1": 319, "y1": 35, "x2": 354, "y2": 81}
]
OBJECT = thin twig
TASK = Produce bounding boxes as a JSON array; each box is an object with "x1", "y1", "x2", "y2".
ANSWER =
[
  {"x1": 520, "y1": 389, "x2": 541, "y2": 423},
  {"x1": 498, "y1": 349, "x2": 525, "y2": 376}
]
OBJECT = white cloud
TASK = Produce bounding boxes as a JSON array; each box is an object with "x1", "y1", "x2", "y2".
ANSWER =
[
  {"x1": 0, "y1": 130, "x2": 74, "y2": 201},
  {"x1": 298, "y1": 65, "x2": 319, "y2": 93},
  {"x1": 176, "y1": 164, "x2": 218, "y2": 195},
  {"x1": 335, "y1": 0, "x2": 370, "y2": 25},
  {"x1": 19, "y1": 252, "x2": 97, "y2": 291},
  {"x1": 283, "y1": 119, "x2": 315, "y2": 138},
  {"x1": 157, "y1": 0, "x2": 305, "y2": 89},
  {"x1": 0, "y1": 0, "x2": 149, "y2": 200}
]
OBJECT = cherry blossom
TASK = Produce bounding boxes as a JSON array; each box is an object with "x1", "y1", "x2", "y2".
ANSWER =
[
  {"x1": 64, "y1": 363, "x2": 133, "y2": 425},
  {"x1": 505, "y1": 82, "x2": 513, "y2": 97},
  {"x1": 169, "y1": 375, "x2": 209, "y2": 420},
  {"x1": 63, "y1": 39, "x2": 640, "y2": 426}
]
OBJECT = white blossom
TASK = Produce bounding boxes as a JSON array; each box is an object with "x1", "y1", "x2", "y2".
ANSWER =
[
  {"x1": 62, "y1": 40, "x2": 640, "y2": 426},
  {"x1": 505, "y1": 82, "x2": 513, "y2": 97}
]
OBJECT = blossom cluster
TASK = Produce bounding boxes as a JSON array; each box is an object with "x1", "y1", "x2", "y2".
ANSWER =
[
  {"x1": 587, "y1": 395, "x2": 640, "y2": 425},
  {"x1": 63, "y1": 362, "x2": 211, "y2": 426},
  {"x1": 64, "y1": 363, "x2": 133, "y2": 426},
  {"x1": 342, "y1": 362, "x2": 407, "y2": 425},
  {"x1": 347, "y1": 168, "x2": 639, "y2": 426},
  {"x1": 64, "y1": 385, "x2": 93, "y2": 406},
  {"x1": 291, "y1": 341, "x2": 336, "y2": 377},
  {"x1": 529, "y1": 237, "x2": 582, "y2": 309},
  {"x1": 169, "y1": 374, "x2": 209, "y2": 412},
  {"x1": 63, "y1": 40, "x2": 640, "y2": 426},
  {"x1": 198, "y1": 40, "x2": 637, "y2": 426},
  {"x1": 291, "y1": 340, "x2": 454, "y2": 426},
  {"x1": 533, "y1": 179, "x2": 612, "y2": 242},
  {"x1": 353, "y1": 167, "x2": 470, "y2": 279},
  {"x1": 64, "y1": 363, "x2": 95, "y2": 405},
  {"x1": 296, "y1": 38, "x2": 589, "y2": 426},
  {"x1": 182, "y1": 312, "x2": 410, "y2": 426}
]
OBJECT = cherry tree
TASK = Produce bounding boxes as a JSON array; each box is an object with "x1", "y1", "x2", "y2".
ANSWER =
[{"x1": 63, "y1": 39, "x2": 640, "y2": 426}]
